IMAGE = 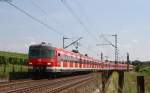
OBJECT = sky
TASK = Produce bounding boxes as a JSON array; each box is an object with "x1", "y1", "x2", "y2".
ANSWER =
[{"x1": 0, "y1": 0, "x2": 150, "y2": 61}]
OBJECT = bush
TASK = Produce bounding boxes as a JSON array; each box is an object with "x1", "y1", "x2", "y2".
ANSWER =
[
  {"x1": 139, "y1": 67, "x2": 150, "y2": 75},
  {"x1": 135, "y1": 65, "x2": 140, "y2": 72}
]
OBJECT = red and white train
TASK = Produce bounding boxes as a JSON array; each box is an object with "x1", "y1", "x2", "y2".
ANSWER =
[{"x1": 28, "y1": 42, "x2": 133, "y2": 73}]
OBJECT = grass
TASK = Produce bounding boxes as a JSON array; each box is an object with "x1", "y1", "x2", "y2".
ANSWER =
[
  {"x1": 145, "y1": 76, "x2": 150, "y2": 93},
  {"x1": 106, "y1": 72, "x2": 118, "y2": 93},
  {"x1": 106, "y1": 71, "x2": 150, "y2": 93},
  {"x1": 123, "y1": 72, "x2": 139, "y2": 93},
  {"x1": 124, "y1": 72, "x2": 150, "y2": 93}
]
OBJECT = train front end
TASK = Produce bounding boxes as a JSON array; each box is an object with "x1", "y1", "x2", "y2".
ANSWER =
[{"x1": 28, "y1": 43, "x2": 56, "y2": 74}]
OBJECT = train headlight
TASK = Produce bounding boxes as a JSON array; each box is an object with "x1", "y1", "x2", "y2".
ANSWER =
[
  {"x1": 29, "y1": 62, "x2": 32, "y2": 65},
  {"x1": 47, "y1": 63, "x2": 51, "y2": 65}
]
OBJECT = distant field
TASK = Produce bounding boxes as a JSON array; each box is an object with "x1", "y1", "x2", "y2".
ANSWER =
[{"x1": 0, "y1": 51, "x2": 27, "y2": 59}]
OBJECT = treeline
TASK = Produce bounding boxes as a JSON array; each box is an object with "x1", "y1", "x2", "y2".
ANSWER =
[
  {"x1": 0, "y1": 51, "x2": 27, "y2": 65},
  {"x1": 0, "y1": 56, "x2": 27, "y2": 65},
  {"x1": 132, "y1": 60, "x2": 150, "y2": 66}
]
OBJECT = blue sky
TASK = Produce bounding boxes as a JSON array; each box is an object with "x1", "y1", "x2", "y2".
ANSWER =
[{"x1": 0, "y1": 0, "x2": 150, "y2": 61}]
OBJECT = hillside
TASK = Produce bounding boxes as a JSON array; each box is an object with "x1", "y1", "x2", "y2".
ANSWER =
[{"x1": 0, "y1": 51, "x2": 27, "y2": 59}]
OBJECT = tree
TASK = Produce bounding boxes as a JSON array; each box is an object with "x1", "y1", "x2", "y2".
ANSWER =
[
  {"x1": 0, "y1": 56, "x2": 3, "y2": 65},
  {"x1": 132, "y1": 60, "x2": 142, "y2": 66},
  {"x1": 1, "y1": 56, "x2": 7, "y2": 73}
]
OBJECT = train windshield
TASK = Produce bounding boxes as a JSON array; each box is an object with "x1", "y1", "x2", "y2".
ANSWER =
[{"x1": 29, "y1": 46, "x2": 54, "y2": 58}]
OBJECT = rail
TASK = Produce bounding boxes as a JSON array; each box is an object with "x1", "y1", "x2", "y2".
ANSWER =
[{"x1": 1, "y1": 74, "x2": 92, "y2": 93}]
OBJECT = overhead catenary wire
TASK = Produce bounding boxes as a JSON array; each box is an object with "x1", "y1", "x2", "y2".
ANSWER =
[
  {"x1": 4, "y1": 0, "x2": 99, "y2": 58},
  {"x1": 101, "y1": 35, "x2": 116, "y2": 48},
  {"x1": 98, "y1": 34, "x2": 120, "y2": 62},
  {"x1": 59, "y1": 0, "x2": 100, "y2": 56},
  {"x1": 61, "y1": 0, "x2": 99, "y2": 42},
  {"x1": 30, "y1": 0, "x2": 66, "y2": 31},
  {"x1": 73, "y1": 0, "x2": 92, "y2": 27},
  {"x1": 30, "y1": 0, "x2": 47, "y2": 15},
  {"x1": 5, "y1": 1, "x2": 64, "y2": 36}
]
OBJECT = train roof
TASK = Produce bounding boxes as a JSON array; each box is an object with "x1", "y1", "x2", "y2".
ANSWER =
[{"x1": 29, "y1": 42, "x2": 54, "y2": 49}]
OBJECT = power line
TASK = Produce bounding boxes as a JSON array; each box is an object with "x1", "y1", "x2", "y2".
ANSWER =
[
  {"x1": 4, "y1": 1, "x2": 99, "y2": 58},
  {"x1": 5, "y1": 1, "x2": 64, "y2": 36},
  {"x1": 61, "y1": 0, "x2": 99, "y2": 42},
  {"x1": 73, "y1": 0, "x2": 92, "y2": 28},
  {"x1": 31, "y1": 0, "x2": 67, "y2": 34},
  {"x1": 30, "y1": 0, "x2": 47, "y2": 15}
]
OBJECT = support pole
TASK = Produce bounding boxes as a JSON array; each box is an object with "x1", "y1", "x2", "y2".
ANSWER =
[
  {"x1": 118, "y1": 71, "x2": 124, "y2": 93},
  {"x1": 114, "y1": 34, "x2": 118, "y2": 64},
  {"x1": 127, "y1": 53, "x2": 129, "y2": 71},
  {"x1": 102, "y1": 71, "x2": 106, "y2": 93},
  {"x1": 137, "y1": 76, "x2": 145, "y2": 93},
  {"x1": 63, "y1": 36, "x2": 65, "y2": 49},
  {"x1": 101, "y1": 52, "x2": 103, "y2": 61}
]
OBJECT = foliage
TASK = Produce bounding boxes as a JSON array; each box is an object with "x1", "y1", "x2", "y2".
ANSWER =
[
  {"x1": 0, "y1": 51, "x2": 27, "y2": 65},
  {"x1": 0, "y1": 51, "x2": 28, "y2": 77},
  {"x1": 135, "y1": 65, "x2": 141, "y2": 72},
  {"x1": 0, "y1": 64, "x2": 28, "y2": 77},
  {"x1": 139, "y1": 67, "x2": 150, "y2": 75},
  {"x1": 132, "y1": 60, "x2": 150, "y2": 66},
  {"x1": 132, "y1": 60, "x2": 142, "y2": 66},
  {"x1": 132, "y1": 60, "x2": 150, "y2": 74}
]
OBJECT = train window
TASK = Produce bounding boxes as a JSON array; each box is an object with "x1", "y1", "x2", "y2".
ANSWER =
[
  {"x1": 65, "y1": 55, "x2": 67, "y2": 61},
  {"x1": 70, "y1": 56, "x2": 72, "y2": 62},
  {"x1": 72, "y1": 57, "x2": 74, "y2": 61},
  {"x1": 64, "y1": 56, "x2": 66, "y2": 61},
  {"x1": 63, "y1": 55, "x2": 65, "y2": 61},
  {"x1": 29, "y1": 48, "x2": 54, "y2": 58},
  {"x1": 69, "y1": 56, "x2": 71, "y2": 62},
  {"x1": 67, "y1": 56, "x2": 69, "y2": 61}
]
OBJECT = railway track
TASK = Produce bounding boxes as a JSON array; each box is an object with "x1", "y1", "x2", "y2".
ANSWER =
[
  {"x1": 0, "y1": 79, "x2": 48, "y2": 91},
  {"x1": 0, "y1": 79, "x2": 31, "y2": 84},
  {"x1": 46, "y1": 76, "x2": 93, "y2": 93},
  {"x1": 0, "y1": 79, "x2": 33, "y2": 87},
  {"x1": 0, "y1": 74, "x2": 93, "y2": 93}
]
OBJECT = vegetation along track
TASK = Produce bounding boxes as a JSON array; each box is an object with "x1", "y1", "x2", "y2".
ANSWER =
[{"x1": 0, "y1": 74, "x2": 93, "y2": 93}]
